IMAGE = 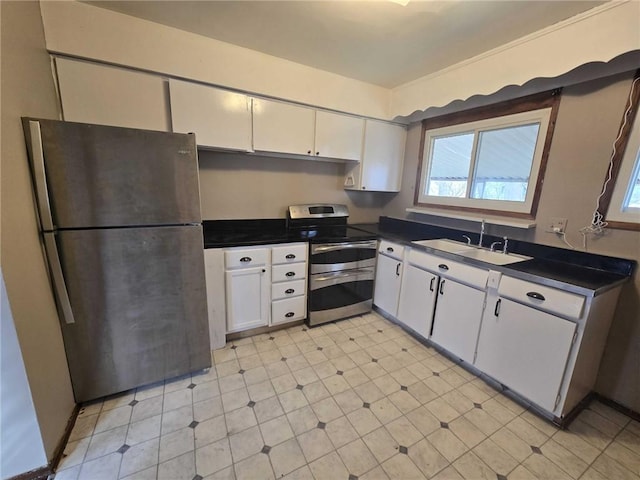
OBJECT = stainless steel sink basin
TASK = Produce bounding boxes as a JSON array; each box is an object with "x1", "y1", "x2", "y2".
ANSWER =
[
  {"x1": 458, "y1": 248, "x2": 532, "y2": 265},
  {"x1": 411, "y1": 239, "x2": 476, "y2": 254}
]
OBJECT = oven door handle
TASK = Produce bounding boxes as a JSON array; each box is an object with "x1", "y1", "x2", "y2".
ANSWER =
[
  {"x1": 314, "y1": 269, "x2": 373, "y2": 282},
  {"x1": 313, "y1": 242, "x2": 377, "y2": 253}
]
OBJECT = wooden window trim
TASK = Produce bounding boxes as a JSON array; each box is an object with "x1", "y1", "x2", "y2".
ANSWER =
[
  {"x1": 414, "y1": 89, "x2": 562, "y2": 219},
  {"x1": 598, "y1": 69, "x2": 640, "y2": 231}
]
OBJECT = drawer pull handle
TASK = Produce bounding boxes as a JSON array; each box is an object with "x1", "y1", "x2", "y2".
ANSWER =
[
  {"x1": 526, "y1": 292, "x2": 546, "y2": 301},
  {"x1": 429, "y1": 276, "x2": 435, "y2": 292},
  {"x1": 262, "y1": 269, "x2": 266, "y2": 273},
  {"x1": 286, "y1": 272, "x2": 296, "y2": 277},
  {"x1": 395, "y1": 263, "x2": 401, "y2": 276},
  {"x1": 438, "y1": 264, "x2": 449, "y2": 271},
  {"x1": 494, "y1": 299, "x2": 501, "y2": 317},
  {"x1": 285, "y1": 254, "x2": 296, "y2": 259},
  {"x1": 386, "y1": 247, "x2": 394, "y2": 252},
  {"x1": 240, "y1": 256, "x2": 252, "y2": 262},
  {"x1": 439, "y1": 279, "x2": 445, "y2": 295},
  {"x1": 285, "y1": 312, "x2": 295, "y2": 318},
  {"x1": 285, "y1": 288, "x2": 295, "y2": 294}
]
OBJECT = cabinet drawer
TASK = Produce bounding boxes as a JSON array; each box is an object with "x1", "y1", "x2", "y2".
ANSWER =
[
  {"x1": 408, "y1": 250, "x2": 487, "y2": 290},
  {"x1": 378, "y1": 240, "x2": 404, "y2": 260},
  {"x1": 272, "y1": 279, "x2": 306, "y2": 300},
  {"x1": 272, "y1": 243, "x2": 308, "y2": 265},
  {"x1": 272, "y1": 263, "x2": 307, "y2": 282},
  {"x1": 225, "y1": 248, "x2": 268, "y2": 269},
  {"x1": 499, "y1": 276, "x2": 585, "y2": 320},
  {"x1": 272, "y1": 296, "x2": 306, "y2": 325}
]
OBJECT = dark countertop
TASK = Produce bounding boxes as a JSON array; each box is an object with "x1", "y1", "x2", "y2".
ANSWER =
[
  {"x1": 203, "y1": 216, "x2": 635, "y2": 296},
  {"x1": 351, "y1": 218, "x2": 634, "y2": 295}
]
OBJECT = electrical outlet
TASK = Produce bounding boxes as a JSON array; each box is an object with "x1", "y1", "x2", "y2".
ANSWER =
[{"x1": 546, "y1": 217, "x2": 568, "y2": 234}]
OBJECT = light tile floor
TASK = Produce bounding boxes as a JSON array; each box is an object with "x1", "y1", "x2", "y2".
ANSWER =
[{"x1": 54, "y1": 312, "x2": 640, "y2": 480}]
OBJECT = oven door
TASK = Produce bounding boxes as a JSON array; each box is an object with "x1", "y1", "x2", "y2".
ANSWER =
[
  {"x1": 309, "y1": 267, "x2": 374, "y2": 325},
  {"x1": 310, "y1": 241, "x2": 377, "y2": 274}
]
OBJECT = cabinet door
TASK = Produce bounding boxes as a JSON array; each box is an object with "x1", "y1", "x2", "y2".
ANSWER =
[
  {"x1": 346, "y1": 120, "x2": 406, "y2": 192},
  {"x1": 169, "y1": 79, "x2": 252, "y2": 151},
  {"x1": 225, "y1": 267, "x2": 269, "y2": 333},
  {"x1": 431, "y1": 279, "x2": 485, "y2": 363},
  {"x1": 475, "y1": 298, "x2": 576, "y2": 412},
  {"x1": 373, "y1": 254, "x2": 403, "y2": 317},
  {"x1": 315, "y1": 111, "x2": 364, "y2": 161},
  {"x1": 55, "y1": 58, "x2": 169, "y2": 132},
  {"x1": 252, "y1": 98, "x2": 315, "y2": 155},
  {"x1": 397, "y1": 265, "x2": 438, "y2": 338}
]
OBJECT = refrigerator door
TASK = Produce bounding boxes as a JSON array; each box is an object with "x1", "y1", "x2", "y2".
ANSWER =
[
  {"x1": 25, "y1": 118, "x2": 201, "y2": 229},
  {"x1": 55, "y1": 225, "x2": 211, "y2": 402}
]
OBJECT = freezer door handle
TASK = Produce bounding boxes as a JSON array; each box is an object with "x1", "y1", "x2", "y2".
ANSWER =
[
  {"x1": 43, "y1": 233, "x2": 75, "y2": 324},
  {"x1": 28, "y1": 120, "x2": 54, "y2": 231}
]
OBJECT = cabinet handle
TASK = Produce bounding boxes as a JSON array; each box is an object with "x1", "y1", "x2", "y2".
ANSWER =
[
  {"x1": 240, "y1": 256, "x2": 252, "y2": 263},
  {"x1": 285, "y1": 288, "x2": 295, "y2": 294},
  {"x1": 526, "y1": 292, "x2": 546, "y2": 301},
  {"x1": 286, "y1": 271, "x2": 296, "y2": 277},
  {"x1": 316, "y1": 151, "x2": 320, "y2": 155},
  {"x1": 262, "y1": 269, "x2": 266, "y2": 273},
  {"x1": 387, "y1": 247, "x2": 394, "y2": 252},
  {"x1": 285, "y1": 312, "x2": 295, "y2": 318},
  {"x1": 439, "y1": 279, "x2": 445, "y2": 295},
  {"x1": 429, "y1": 276, "x2": 435, "y2": 292},
  {"x1": 438, "y1": 264, "x2": 449, "y2": 271},
  {"x1": 494, "y1": 299, "x2": 501, "y2": 317},
  {"x1": 395, "y1": 263, "x2": 401, "y2": 276},
  {"x1": 285, "y1": 254, "x2": 296, "y2": 259},
  {"x1": 307, "y1": 150, "x2": 311, "y2": 154}
]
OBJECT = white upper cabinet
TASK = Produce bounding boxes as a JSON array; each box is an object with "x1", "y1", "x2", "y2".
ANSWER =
[
  {"x1": 345, "y1": 120, "x2": 407, "y2": 192},
  {"x1": 252, "y1": 98, "x2": 315, "y2": 156},
  {"x1": 55, "y1": 58, "x2": 169, "y2": 132},
  {"x1": 314, "y1": 111, "x2": 364, "y2": 161},
  {"x1": 169, "y1": 79, "x2": 252, "y2": 151}
]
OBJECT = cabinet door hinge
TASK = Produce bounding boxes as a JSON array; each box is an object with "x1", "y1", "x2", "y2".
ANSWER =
[{"x1": 554, "y1": 393, "x2": 562, "y2": 409}]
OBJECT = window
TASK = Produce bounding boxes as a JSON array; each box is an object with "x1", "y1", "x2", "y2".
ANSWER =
[
  {"x1": 601, "y1": 72, "x2": 640, "y2": 229},
  {"x1": 416, "y1": 91, "x2": 561, "y2": 218}
]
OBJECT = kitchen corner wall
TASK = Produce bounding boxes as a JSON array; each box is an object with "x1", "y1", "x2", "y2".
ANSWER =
[
  {"x1": 198, "y1": 151, "x2": 391, "y2": 223},
  {"x1": 0, "y1": 0, "x2": 75, "y2": 464},
  {"x1": 382, "y1": 71, "x2": 640, "y2": 412}
]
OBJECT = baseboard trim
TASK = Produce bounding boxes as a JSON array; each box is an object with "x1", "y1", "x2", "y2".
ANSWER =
[
  {"x1": 7, "y1": 403, "x2": 80, "y2": 480},
  {"x1": 593, "y1": 392, "x2": 640, "y2": 422}
]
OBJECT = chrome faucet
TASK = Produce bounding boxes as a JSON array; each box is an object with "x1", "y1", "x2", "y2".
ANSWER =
[
  {"x1": 462, "y1": 235, "x2": 472, "y2": 245},
  {"x1": 490, "y1": 241, "x2": 502, "y2": 252},
  {"x1": 478, "y1": 219, "x2": 485, "y2": 247}
]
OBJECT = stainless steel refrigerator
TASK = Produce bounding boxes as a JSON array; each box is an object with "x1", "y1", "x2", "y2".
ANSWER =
[{"x1": 22, "y1": 118, "x2": 211, "y2": 403}]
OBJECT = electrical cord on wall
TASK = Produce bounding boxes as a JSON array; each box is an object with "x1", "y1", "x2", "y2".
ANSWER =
[{"x1": 579, "y1": 75, "x2": 640, "y2": 250}]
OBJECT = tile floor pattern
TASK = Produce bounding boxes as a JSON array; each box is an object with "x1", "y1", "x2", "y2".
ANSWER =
[{"x1": 54, "y1": 312, "x2": 640, "y2": 480}]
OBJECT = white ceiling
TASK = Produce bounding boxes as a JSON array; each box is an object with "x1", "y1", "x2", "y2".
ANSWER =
[{"x1": 85, "y1": 1, "x2": 606, "y2": 88}]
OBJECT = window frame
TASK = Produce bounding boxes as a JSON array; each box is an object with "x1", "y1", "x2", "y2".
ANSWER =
[
  {"x1": 600, "y1": 70, "x2": 640, "y2": 231},
  {"x1": 415, "y1": 90, "x2": 561, "y2": 219}
]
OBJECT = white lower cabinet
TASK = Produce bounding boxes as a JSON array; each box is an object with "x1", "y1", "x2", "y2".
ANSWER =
[
  {"x1": 221, "y1": 242, "x2": 308, "y2": 334},
  {"x1": 397, "y1": 264, "x2": 438, "y2": 338},
  {"x1": 431, "y1": 278, "x2": 486, "y2": 364},
  {"x1": 475, "y1": 297, "x2": 577, "y2": 412},
  {"x1": 373, "y1": 241, "x2": 405, "y2": 317},
  {"x1": 225, "y1": 264, "x2": 270, "y2": 333}
]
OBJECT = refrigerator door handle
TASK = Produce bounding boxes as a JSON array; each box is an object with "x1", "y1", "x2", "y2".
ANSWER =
[
  {"x1": 28, "y1": 120, "x2": 54, "y2": 231},
  {"x1": 43, "y1": 232, "x2": 75, "y2": 324}
]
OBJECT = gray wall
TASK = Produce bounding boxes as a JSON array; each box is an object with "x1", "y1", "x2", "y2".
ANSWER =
[
  {"x1": 0, "y1": 0, "x2": 75, "y2": 461},
  {"x1": 382, "y1": 71, "x2": 640, "y2": 412},
  {"x1": 1, "y1": 269, "x2": 47, "y2": 479},
  {"x1": 198, "y1": 151, "x2": 394, "y2": 223}
]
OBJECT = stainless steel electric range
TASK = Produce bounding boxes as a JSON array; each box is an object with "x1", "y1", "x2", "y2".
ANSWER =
[{"x1": 287, "y1": 204, "x2": 378, "y2": 326}]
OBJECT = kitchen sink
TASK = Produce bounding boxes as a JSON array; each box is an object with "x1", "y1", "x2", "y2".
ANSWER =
[
  {"x1": 458, "y1": 248, "x2": 532, "y2": 265},
  {"x1": 411, "y1": 238, "x2": 476, "y2": 254}
]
